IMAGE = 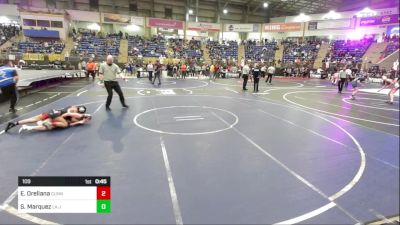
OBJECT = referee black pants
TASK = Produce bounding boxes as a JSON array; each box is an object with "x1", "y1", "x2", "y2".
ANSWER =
[
  {"x1": 152, "y1": 72, "x2": 161, "y2": 85},
  {"x1": 1, "y1": 84, "x2": 18, "y2": 110},
  {"x1": 87, "y1": 70, "x2": 95, "y2": 80},
  {"x1": 104, "y1": 81, "x2": 126, "y2": 108},
  {"x1": 242, "y1": 74, "x2": 248, "y2": 90},
  {"x1": 254, "y1": 77, "x2": 260, "y2": 92},
  {"x1": 338, "y1": 78, "x2": 346, "y2": 93},
  {"x1": 266, "y1": 73, "x2": 273, "y2": 83}
]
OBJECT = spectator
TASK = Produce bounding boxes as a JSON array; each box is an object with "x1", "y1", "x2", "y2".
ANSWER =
[{"x1": 147, "y1": 62, "x2": 154, "y2": 81}]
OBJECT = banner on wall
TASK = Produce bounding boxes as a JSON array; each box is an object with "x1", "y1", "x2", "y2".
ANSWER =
[
  {"x1": 376, "y1": 8, "x2": 399, "y2": 16},
  {"x1": 48, "y1": 54, "x2": 63, "y2": 61},
  {"x1": 148, "y1": 18, "x2": 184, "y2": 29},
  {"x1": 225, "y1": 24, "x2": 260, "y2": 32},
  {"x1": 102, "y1": 13, "x2": 144, "y2": 26},
  {"x1": 67, "y1": 10, "x2": 100, "y2": 22},
  {"x1": 316, "y1": 19, "x2": 352, "y2": 30},
  {"x1": 360, "y1": 14, "x2": 399, "y2": 26},
  {"x1": 67, "y1": 9, "x2": 100, "y2": 23},
  {"x1": 264, "y1": 22, "x2": 302, "y2": 32},
  {"x1": 187, "y1": 22, "x2": 221, "y2": 31},
  {"x1": 130, "y1": 16, "x2": 145, "y2": 26},
  {"x1": 23, "y1": 29, "x2": 60, "y2": 38},
  {"x1": 102, "y1": 13, "x2": 130, "y2": 23},
  {"x1": 22, "y1": 53, "x2": 45, "y2": 61}
]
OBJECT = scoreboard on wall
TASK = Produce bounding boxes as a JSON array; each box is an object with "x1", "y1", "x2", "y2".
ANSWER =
[{"x1": 18, "y1": 176, "x2": 111, "y2": 213}]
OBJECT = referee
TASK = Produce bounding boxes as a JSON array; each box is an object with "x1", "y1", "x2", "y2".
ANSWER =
[
  {"x1": 99, "y1": 55, "x2": 129, "y2": 111},
  {"x1": 0, "y1": 60, "x2": 19, "y2": 113}
]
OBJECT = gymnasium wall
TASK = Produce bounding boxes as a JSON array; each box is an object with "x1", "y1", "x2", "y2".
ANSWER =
[{"x1": 19, "y1": 12, "x2": 69, "y2": 40}]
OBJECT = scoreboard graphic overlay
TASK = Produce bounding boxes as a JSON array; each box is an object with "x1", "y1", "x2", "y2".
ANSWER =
[{"x1": 18, "y1": 176, "x2": 111, "y2": 213}]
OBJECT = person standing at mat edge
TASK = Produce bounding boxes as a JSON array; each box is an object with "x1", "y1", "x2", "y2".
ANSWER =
[
  {"x1": 252, "y1": 63, "x2": 261, "y2": 92},
  {"x1": 242, "y1": 63, "x2": 250, "y2": 91},
  {"x1": 152, "y1": 60, "x2": 162, "y2": 85},
  {"x1": 266, "y1": 64, "x2": 275, "y2": 85},
  {"x1": 147, "y1": 62, "x2": 154, "y2": 81},
  {"x1": 99, "y1": 55, "x2": 129, "y2": 111},
  {"x1": 0, "y1": 60, "x2": 19, "y2": 113},
  {"x1": 338, "y1": 68, "x2": 347, "y2": 94},
  {"x1": 86, "y1": 58, "x2": 96, "y2": 80}
]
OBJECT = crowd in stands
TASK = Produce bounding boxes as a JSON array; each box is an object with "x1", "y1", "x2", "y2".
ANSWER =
[
  {"x1": 382, "y1": 34, "x2": 399, "y2": 58},
  {"x1": 2, "y1": 26, "x2": 398, "y2": 82},
  {"x1": 0, "y1": 24, "x2": 20, "y2": 46},
  {"x1": 282, "y1": 40, "x2": 320, "y2": 64},
  {"x1": 123, "y1": 60, "x2": 242, "y2": 80},
  {"x1": 168, "y1": 38, "x2": 202, "y2": 59},
  {"x1": 206, "y1": 40, "x2": 238, "y2": 60},
  {"x1": 128, "y1": 34, "x2": 166, "y2": 57},
  {"x1": 245, "y1": 39, "x2": 277, "y2": 62},
  {"x1": 325, "y1": 37, "x2": 373, "y2": 65},
  {"x1": 72, "y1": 31, "x2": 120, "y2": 57},
  {"x1": 8, "y1": 40, "x2": 65, "y2": 54}
]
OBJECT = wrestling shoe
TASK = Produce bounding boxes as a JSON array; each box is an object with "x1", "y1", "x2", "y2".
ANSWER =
[
  {"x1": 5, "y1": 122, "x2": 17, "y2": 132},
  {"x1": 19, "y1": 125, "x2": 33, "y2": 133}
]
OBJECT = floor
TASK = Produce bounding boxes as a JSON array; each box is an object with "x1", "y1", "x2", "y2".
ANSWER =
[{"x1": 0, "y1": 76, "x2": 398, "y2": 224}]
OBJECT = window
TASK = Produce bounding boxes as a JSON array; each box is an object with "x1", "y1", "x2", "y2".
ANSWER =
[
  {"x1": 129, "y1": 4, "x2": 137, "y2": 11},
  {"x1": 37, "y1": 20, "x2": 50, "y2": 27},
  {"x1": 23, "y1": 19, "x2": 36, "y2": 26},
  {"x1": 89, "y1": 0, "x2": 98, "y2": 10},
  {"x1": 51, "y1": 21, "x2": 63, "y2": 28},
  {"x1": 165, "y1": 8, "x2": 172, "y2": 18}
]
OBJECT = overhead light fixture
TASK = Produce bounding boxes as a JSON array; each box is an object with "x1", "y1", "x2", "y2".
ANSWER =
[
  {"x1": 0, "y1": 16, "x2": 11, "y2": 24},
  {"x1": 356, "y1": 7, "x2": 377, "y2": 17},
  {"x1": 125, "y1": 24, "x2": 140, "y2": 32},
  {"x1": 87, "y1": 23, "x2": 101, "y2": 31},
  {"x1": 188, "y1": 9, "x2": 193, "y2": 15},
  {"x1": 223, "y1": 9, "x2": 228, "y2": 14},
  {"x1": 322, "y1": 10, "x2": 341, "y2": 19},
  {"x1": 294, "y1": 13, "x2": 310, "y2": 22},
  {"x1": 263, "y1": 2, "x2": 269, "y2": 8}
]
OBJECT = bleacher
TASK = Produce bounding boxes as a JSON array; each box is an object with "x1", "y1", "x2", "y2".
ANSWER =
[
  {"x1": 73, "y1": 32, "x2": 120, "y2": 56},
  {"x1": 383, "y1": 41, "x2": 399, "y2": 57},
  {"x1": 0, "y1": 24, "x2": 19, "y2": 46},
  {"x1": 245, "y1": 41, "x2": 277, "y2": 61},
  {"x1": 282, "y1": 41, "x2": 319, "y2": 63},
  {"x1": 8, "y1": 41, "x2": 65, "y2": 54},
  {"x1": 328, "y1": 38, "x2": 373, "y2": 63},
  {"x1": 168, "y1": 38, "x2": 202, "y2": 59},
  {"x1": 207, "y1": 40, "x2": 238, "y2": 60},
  {"x1": 128, "y1": 35, "x2": 166, "y2": 57}
]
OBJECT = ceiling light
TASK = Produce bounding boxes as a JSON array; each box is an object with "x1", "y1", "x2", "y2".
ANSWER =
[
  {"x1": 0, "y1": 16, "x2": 11, "y2": 24},
  {"x1": 223, "y1": 9, "x2": 228, "y2": 14},
  {"x1": 295, "y1": 13, "x2": 310, "y2": 22},
  {"x1": 356, "y1": 7, "x2": 377, "y2": 17},
  {"x1": 87, "y1": 23, "x2": 101, "y2": 31},
  {"x1": 322, "y1": 10, "x2": 341, "y2": 20},
  {"x1": 188, "y1": 9, "x2": 193, "y2": 15},
  {"x1": 263, "y1": 2, "x2": 269, "y2": 8}
]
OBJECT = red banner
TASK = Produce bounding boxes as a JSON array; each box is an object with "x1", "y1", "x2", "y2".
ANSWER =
[
  {"x1": 264, "y1": 23, "x2": 302, "y2": 32},
  {"x1": 148, "y1": 18, "x2": 184, "y2": 29}
]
